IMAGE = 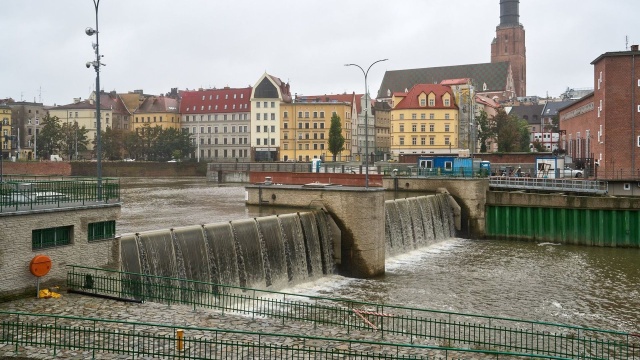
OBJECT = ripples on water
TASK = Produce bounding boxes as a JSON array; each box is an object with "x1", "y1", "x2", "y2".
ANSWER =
[{"x1": 118, "y1": 178, "x2": 640, "y2": 333}]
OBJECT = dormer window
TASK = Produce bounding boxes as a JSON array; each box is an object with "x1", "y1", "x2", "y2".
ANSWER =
[
  {"x1": 420, "y1": 99, "x2": 426, "y2": 106},
  {"x1": 444, "y1": 99, "x2": 450, "y2": 107},
  {"x1": 429, "y1": 99, "x2": 435, "y2": 106}
]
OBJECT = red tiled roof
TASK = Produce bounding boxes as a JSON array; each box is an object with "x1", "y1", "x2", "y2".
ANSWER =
[
  {"x1": 440, "y1": 78, "x2": 471, "y2": 85},
  {"x1": 394, "y1": 84, "x2": 458, "y2": 110},
  {"x1": 180, "y1": 87, "x2": 252, "y2": 114}
]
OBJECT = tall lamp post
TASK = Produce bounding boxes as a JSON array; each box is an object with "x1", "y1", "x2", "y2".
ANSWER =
[
  {"x1": 345, "y1": 59, "x2": 388, "y2": 189},
  {"x1": 85, "y1": 0, "x2": 105, "y2": 200}
]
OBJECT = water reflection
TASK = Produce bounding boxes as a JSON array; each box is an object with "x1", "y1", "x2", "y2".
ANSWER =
[{"x1": 118, "y1": 178, "x2": 640, "y2": 333}]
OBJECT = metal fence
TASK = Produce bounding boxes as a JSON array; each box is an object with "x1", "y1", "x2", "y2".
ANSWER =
[
  {"x1": 67, "y1": 265, "x2": 640, "y2": 359},
  {"x1": 0, "y1": 177, "x2": 119, "y2": 212},
  {"x1": 489, "y1": 176, "x2": 609, "y2": 195},
  {"x1": 0, "y1": 310, "x2": 582, "y2": 359}
]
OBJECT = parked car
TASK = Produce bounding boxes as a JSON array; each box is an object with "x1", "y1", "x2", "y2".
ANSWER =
[{"x1": 563, "y1": 167, "x2": 583, "y2": 178}]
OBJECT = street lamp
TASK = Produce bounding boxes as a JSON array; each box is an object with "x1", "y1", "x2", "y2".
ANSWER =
[
  {"x1": 345, "y1": 59, "x2": 388, "y2": 189},
  {"x1": 86, "y1": 0, "x2": 105, "y2": 200}
]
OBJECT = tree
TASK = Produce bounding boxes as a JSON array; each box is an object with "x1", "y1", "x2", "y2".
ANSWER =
[
  {"x1": 61, "y1": 122, "x2": 89, "y2": 160},
  {"x1": 492, "y1": 109, "x2": 531, "y2": 152},
  {"x1": 475, "y1": 111, "x2": 493, "y2": 153},
  {"x1": 328, "y1": 113, "x2": 345, "y2": 161},
  {"x1": 122, "y1": 131, "x2": 142, "y2": 160},
  {"x1": 36, "y1": 114, "x2": 63, "y2": 159},
  {"x1": 100, "y1": 127, "x2": 125, "y2": 160}
]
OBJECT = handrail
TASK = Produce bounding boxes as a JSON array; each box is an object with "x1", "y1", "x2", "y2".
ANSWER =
[
  {"x1": 0, "y1": 310, "x2": 575, "y2": 359},
  {"x1": 66, "y1": 265, "x2": 637, "y2": 359}
]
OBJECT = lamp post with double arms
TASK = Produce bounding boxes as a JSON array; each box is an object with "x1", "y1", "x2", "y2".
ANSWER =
[
  {"x1": 345, "y1": 59, "x2": 388, "y2": 189},
  {"x1": 85, "y1": 0, "x2": 105, "y2": 200}
]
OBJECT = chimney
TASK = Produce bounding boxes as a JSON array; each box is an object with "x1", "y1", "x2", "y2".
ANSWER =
[{"x1": 631, "y1": 44, "x2": 639, "y2": 51}]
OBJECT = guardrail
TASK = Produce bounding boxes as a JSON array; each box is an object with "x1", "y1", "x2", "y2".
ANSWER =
[
  {"x1": 489, "y1": 176, "x2": 608, "y2": 194},
  {"x1": 0, "y1": 177, "x2": 120, "y2": 212},
  {"x1": 0, "y1": 310, "x2": 580, "y2": 359},
  {"x1": 67, "y1": 265, "x2": 639, "y2": 359}
]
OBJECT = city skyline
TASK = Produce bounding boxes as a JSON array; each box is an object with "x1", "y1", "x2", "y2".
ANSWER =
[{"x1": 1, "y1": 0, "x2": 638, "y2": 106}]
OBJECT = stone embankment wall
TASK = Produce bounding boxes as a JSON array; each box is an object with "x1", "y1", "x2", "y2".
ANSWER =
[
  {"x1": 1, "y1": 161, "x2": 207, "y2": 177},
  {"x1": 0, "y1": 204, "x2": 121, "y2": 299}
]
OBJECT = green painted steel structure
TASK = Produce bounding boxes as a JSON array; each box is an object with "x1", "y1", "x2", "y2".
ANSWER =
[{"x1": 486, "y1": 206, "x2": 640, "y2": 247}]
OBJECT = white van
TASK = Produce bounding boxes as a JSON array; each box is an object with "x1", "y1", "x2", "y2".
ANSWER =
[{"x1": 50, "y1": 155, "x2": 63, "y2": 161}]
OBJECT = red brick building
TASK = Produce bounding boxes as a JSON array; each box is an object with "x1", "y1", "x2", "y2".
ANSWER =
[{"x1": 559, "y1": 45, "x2": 640, "y2": 180}]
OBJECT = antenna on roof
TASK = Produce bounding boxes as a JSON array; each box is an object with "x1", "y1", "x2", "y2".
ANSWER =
[{"x1": 626, "y1": 35, "x2": 629, "y2": 50}]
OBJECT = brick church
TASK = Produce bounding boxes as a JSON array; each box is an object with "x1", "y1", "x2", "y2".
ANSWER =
[{"x1": 377, "y1": 0, "x2": 527, "y2": 101}]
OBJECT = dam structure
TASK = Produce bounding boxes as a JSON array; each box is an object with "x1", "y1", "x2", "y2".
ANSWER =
[{"x1": 118, "y1": 191, "x2": 457, "y2": 289}]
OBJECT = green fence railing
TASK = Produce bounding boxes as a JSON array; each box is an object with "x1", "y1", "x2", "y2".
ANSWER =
[
  {"x1": 67, "y1": 265, "x2": 640, "y2": 360},
  {"x1": 0, "y1": 310, "x2": 579, "y2": 360},
  {"x1": 0, "y1": 177, "x2": 119, "y2": 212}
]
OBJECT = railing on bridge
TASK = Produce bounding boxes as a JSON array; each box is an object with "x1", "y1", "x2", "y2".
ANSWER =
[
  {"x1": 66, "y1": 265, "x2": 639, "y2": 359},
  {"x1": 489, "y1": 176, "x2": 608, "y2": 195},
  {"x1": 0, "y1": 310, "x2": 587, "y2": 360},
  {"x1": 0, "y1": 176, "x2": 120, "y2": 212}
]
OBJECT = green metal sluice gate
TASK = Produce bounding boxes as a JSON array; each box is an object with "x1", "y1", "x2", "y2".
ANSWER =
[
  {"x1": 486, "y1": 205, "x2": 640, "y2": 247},
  {"x1": 41, "y1": 265, "x2": 639, "y2": 359}
]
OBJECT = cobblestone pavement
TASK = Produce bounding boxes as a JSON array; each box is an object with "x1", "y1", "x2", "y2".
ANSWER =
[{"x1": 0, "y1": 293, "x2": 507, "y2": 359}]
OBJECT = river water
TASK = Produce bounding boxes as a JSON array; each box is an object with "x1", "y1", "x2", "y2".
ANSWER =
[{"x1": 117, "y1": 177, "x2": 640, "y2": 334}]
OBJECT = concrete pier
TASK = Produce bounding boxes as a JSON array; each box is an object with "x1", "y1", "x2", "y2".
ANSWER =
[{"x1": 246, "y1": 185, "x2": 386, "y2": 278}]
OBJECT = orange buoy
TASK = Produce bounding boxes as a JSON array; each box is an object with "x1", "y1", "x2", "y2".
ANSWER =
[{"x1": 30, "y1": 255, "x2": 52, "y2": 277}]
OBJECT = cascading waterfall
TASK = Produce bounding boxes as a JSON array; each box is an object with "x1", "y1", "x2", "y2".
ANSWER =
[
  {"x1": 120, "y1": 210, "x2": 336, "y2": 291},
  {"x1": 385, "y1": 194, "x2": 456, "y2": 255}
]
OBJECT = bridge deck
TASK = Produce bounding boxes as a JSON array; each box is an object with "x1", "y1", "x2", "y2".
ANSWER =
[{"x1": 489, "y1": 176, "x2": 608, "y2": 195}]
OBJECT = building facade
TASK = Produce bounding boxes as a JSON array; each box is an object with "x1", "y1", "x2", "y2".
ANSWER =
[
  {"x1": 280, "y1": 98, "x2": 352, "y2": 162},
  {"x1": 390, "y1": 84, "x2": 459, "y2": 158},
  {"x1": 49, "y1": 99, "x2": 112, "y2": 158},
  {"x1": 179, "y1": 87, "x2": 252, "y2": 161},
  {"x1": 373, "y1": 100, "x2": 391, "y2": 160},
  {"x1": 0, "y1": 104, "x2": 12, "y2": 160},
  {"x1": 250, "y1": 73, "x2": 292, "y2": 161},
  {"x1": 559, "y1": 45, "x2": 640, "y2": 179}
]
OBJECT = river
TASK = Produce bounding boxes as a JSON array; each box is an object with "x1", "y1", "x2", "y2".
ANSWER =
[{"x1": 117, "y1": 177, "x2": 640, "y2": 334}]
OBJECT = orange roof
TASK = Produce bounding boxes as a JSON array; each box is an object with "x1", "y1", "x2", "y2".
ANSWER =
[
  {"x1": 440, "y1": 78, "x2": 472, "y2": 85},
  {"x1": 394, "y1": 84, "x2": 457, "y2": 110}
]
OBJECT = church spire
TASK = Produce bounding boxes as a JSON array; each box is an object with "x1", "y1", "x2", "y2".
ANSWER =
[{"x1": 499, "y1": 0, "x2": 520, "y2": 27}]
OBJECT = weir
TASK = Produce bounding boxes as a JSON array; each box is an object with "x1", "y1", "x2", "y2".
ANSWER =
[
  {"x1": 120, "y1": 191, "x2": 458, "y2": 286},
  {"x1": 120, "y1": 211, "x2": 336, "y2": 290}
]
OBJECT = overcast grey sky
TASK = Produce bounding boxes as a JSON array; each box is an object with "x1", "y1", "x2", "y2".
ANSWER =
[{"x1": 1, "y1": 1, "x2": 638, "y2": 106}]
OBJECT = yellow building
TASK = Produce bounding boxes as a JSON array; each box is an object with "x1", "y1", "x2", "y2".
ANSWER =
[
  {"x1": 0, "y1": 105, "x2": 12, "y2": 159},
  {"x1": 132, "y1": 96, "x2": 180, "y2": 133},
  {"x1": 280, "y1": 99, "x2": 353, "y2": 162},
  {"x1": 390, "y1": 84, "x2": 459, "y2": 158},
  {"x1": 49, "y1": 99, "x2": 112, "y2": 157}
]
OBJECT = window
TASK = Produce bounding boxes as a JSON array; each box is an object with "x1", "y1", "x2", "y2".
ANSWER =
[
  {"x1": 429, "y1": 124, "x2": 434, "y2": 132},
  {"x1": 444, "y1": 99, "x2": 450, "y2": 106},
  {"x1": 256, "y1": 113, "x2": 260, "y2": 120},
  {"x1": 420, "y1": 99, "x2": 426, "y2": 106},
  {"x1": 421, "y1": 124, "x2": 426, "y2": 132},
  {"x1": 445, "y1": 114, "x2": 450, "y2": 120},
  {"x1": 399, "y1": 137, "x2": 405, "y2": 145},
  {"x1": 412, "y1": 114, "x2": 417, "y2": 119},
  {"x1": 271, "y1": 138, "x2": 275, "y2": 145},
  {"x1": 429, "y1": 137, "x2": 435, "y2": 145},
  {"x1": 263, "y1": 126, "x2": 268, "y2": 132},
  {"x1": 256, "y1": 126, "x2": 260, "y2": 133},
  {"x1": 313, "y1": 112, "x2": 318, "y2": 118},
  {"x1": 430, "y1": 113, "x2": 434, "y2": 119},
  {"x1": 429, "y1": 99, "x2": 435, "y2": 106},
  {"x1": 412, "y1": 137, "x2": 417, "y2": 145},
  {"x1": 320, "y1": 111, "x2": 325, "y2": 118},
  {"x1": 445, "y1": 124, "x2": 450, "y2": 132},
  {"x1": 304, "y1": 112, "x2": 310, "y2": 118},
  {"x1": 88, "y1": 220, "x2": 116, "y2": 241},
  {"x1": 271, "y1": 113, "x2": 275, "y2": 120},
  {"x1": 256, "y1": 102, "x2": 260, "y2": 108},
  {"x1": 263, "y1": 102, "x2": 268, "y2": 108},
  {"x1": 421, "y1": 137, "x2": 426, "y2": 145},
  {"x1": 421, "y1": 114, "x2": 426, "y2": 119},
  {"x1": 257, "y1": 138, "x2": 261, "y2": 145},
  {"x1": 400, "y1": 114, "x2": 404, "y2": 120},
  {"x1": 32, "y1": 226, "x2": 72, "y2": 249},
  {"x1": 271, "y1": 125, "x2": 275, "y2": 132},
  {"x1": 412, "y1": 124, "x2": 417, "y2": 132},
  {"x1": 298, "y1": 111, "x2": 303, "y2": 118},
  {"x1": 284, "y1": 111, "x2": 288, "y2": 118},
  {"x1": 271, "y1": 102, "x2": 275, "y2": 108},
  {"x1": 444, "y1": 137, "x2": 450, "y2": 145},
  {"x1": 399, "y1": 124, "x2": 404, "y2": 132}
]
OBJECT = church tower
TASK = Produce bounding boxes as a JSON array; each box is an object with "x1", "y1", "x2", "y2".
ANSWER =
[{"x1": 491, "y1": 0, "x2": 526, "y2": 97}]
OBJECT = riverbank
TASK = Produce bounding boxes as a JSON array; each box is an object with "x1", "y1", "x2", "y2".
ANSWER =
[{"x1": 1, "y1": 161, "x2": 208, "y2": 177}]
